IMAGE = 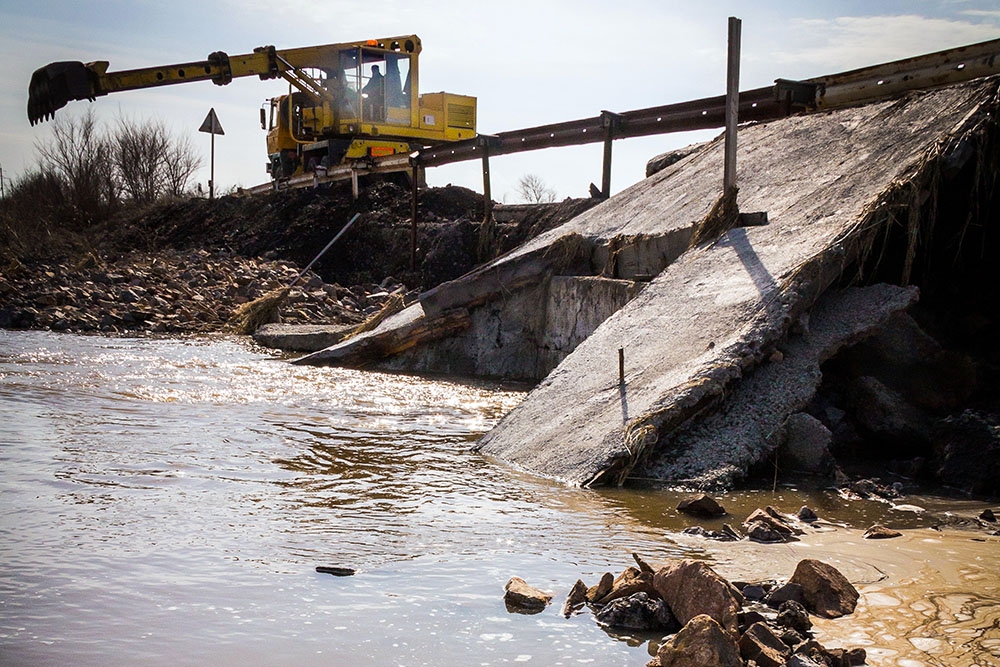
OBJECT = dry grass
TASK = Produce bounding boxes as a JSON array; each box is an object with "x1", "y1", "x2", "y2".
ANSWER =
[{"x1": 226, "y1": 287, "x2": 290, "y2": 335}]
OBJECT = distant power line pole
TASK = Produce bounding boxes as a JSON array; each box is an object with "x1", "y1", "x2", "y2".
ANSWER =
[{"x1": 0, "y1": 164, "x2": 6, "y2": 199}]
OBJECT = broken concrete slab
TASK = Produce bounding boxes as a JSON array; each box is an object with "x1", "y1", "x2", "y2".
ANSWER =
[
  {"x1": 292, "y1": 303, "x2": 472, "y2": 367},
  {"x1": 632, "y1": 284, "x2": 919, "y2": 488},
  {"x1": 475, "y1": 80, "x2": 997, "y2": 486},
  {"x1": 299, "y1": 275, "x2": 643, "y2": 381},
  {"x1": 252, "y1": 323, "x2": 356, "y2": 353}
]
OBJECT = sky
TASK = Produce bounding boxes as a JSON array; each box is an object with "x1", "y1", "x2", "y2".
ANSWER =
[{"x1": 1, "y1": 1, "x2": 998, "y2": 203}]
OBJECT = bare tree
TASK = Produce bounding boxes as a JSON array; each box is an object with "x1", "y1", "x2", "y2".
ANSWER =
[
  {"x1": 35, "y1": 109, "x2": 116, "y2": 221},
  {"x1": 516, "y1": 173, "x2": 556, "y2": 204},
  {"x1": 115, "y1": 117, "x2": 201, "y2": 202},
  {"x1": 162, "y1": 134, "x2": 201, "y2": 198}
]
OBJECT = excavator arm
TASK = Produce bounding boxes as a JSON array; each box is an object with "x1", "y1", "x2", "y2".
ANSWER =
[
  {"x1": 27, "y1": 37, "x2": 420, "y2": 125},
  {"x1": 30, "y1": 49, "x2": 268, "y2": 125}
]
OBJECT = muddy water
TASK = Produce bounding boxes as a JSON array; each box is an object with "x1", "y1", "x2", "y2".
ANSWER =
[{"x1": 1, "y1": 330, "x2": 997, "y2": 666}]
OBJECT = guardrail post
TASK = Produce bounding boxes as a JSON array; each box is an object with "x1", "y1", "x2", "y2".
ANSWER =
[
  {"x1": 600, "y1": 111, "x2": 624, "y2": 199},
  {"x1": 409, "y1": 151, "x2": 421, "y2": 271},
  {"x1": 724, "y1": 16, "x2": 742, "y2": 192},
  {"x1": 476, "y1": 134, "x2": 501, "y2": 262}
]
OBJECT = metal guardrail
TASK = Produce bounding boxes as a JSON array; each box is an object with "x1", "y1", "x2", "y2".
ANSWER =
[{"x1": 243, "y1": 37, "x2": 1000, "y2": 197}]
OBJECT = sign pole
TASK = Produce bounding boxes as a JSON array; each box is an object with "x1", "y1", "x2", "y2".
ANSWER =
[
  {"x1": 198, "y1": 108, "x2": 225, "y2": 200},
  {"x1": 210, "y1": 130, "x2": 215, "y2": 200}
]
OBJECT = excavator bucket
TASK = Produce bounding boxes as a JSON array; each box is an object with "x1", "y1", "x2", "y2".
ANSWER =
[{"x1": 27, "y1": 61, "x2": 95, "y2": 125}]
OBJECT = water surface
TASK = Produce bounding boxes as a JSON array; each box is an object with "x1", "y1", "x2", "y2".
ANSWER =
[{"x1": 1, "y1": 330, "x2": 997, "y2": 666}]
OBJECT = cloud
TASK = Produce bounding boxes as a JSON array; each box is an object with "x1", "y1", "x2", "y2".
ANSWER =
[{"x1": 765, "y1": 14, "x2": 1000, "y2": 79}]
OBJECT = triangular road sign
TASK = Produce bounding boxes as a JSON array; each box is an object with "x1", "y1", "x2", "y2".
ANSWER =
[{"x1": 199, "y1": 108, "x2": 225, "y2": 135}]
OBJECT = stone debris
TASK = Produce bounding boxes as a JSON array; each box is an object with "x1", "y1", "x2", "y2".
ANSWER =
[
  {"x1": 0, "y1": 248, "x2": 406, "y2": 335},
  {"x1": 503, "y1": 576, "x2": 552, "y2": 614},
  {"x1": 787, "y1": 559, "x2": 859, "y2": 619},
  {"x1": 676, "y1": 494, "x2": 727, "y2": 518},
  {"x1": 863, "y1": 524, "x2": 903, "y2": 539}
]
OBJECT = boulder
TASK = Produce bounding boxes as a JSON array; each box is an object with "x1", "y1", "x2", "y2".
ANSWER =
[
  {"x1": 863, "y1": 524, "x2": 902, "y2": 539},
  {"x1": 594, "y1": 591, "x2": 677, "y2": 632},
  {"x1": 788, "y1": 559, "x2": 858, "y2": 618},
  {"x1": 798, "y1": 506, "x2": 819, "y2": 522},
  {"x1": 653, "y1": 559, "x2": 741, "y2": 635},
  {"x1": 648, "y1": 614, "x2": 743, "y2": 667},
  {"x1": 503, "y1": 576, "x2": 552, "y2": 614},
  {"x1": 847, "y1": 375, "x2": 929, "y2": 449},
  {"x1": 776, "y1": 599, "x2": 812, "y2": 634},
  {"x1": 676, "y1": 494, "x2": 727, "y2": 518},
  {"x1": 682, "y1": 525, "x2": 739, "y2": 541},
  {"x1": 743, "y1": 507, "x2": 801, "y2": 543},
  {"x1": 586, "y1": 572, "x2": 614, "y2": 604},
  {"x1": 562, "y1": 579, "x2": 588, "y2": 617},
  {"x1": 932, "y1": 410, "x2": 1000, "y2": 497},
  {"x1": 767, "y1": 582, "x2": 806, "y2": 608},
  {"x1": 786, "y1": 655, "x2": 825, "y2": 667},
  {"x1": 782, "y1": 412, "x2": 834, "y2": 474},
  {"x1": 593, "y1": 566, "x2": 658, "y2": 606},
  {"x1": 739, "y1": 621, "x2": 792, "y2": 667}
]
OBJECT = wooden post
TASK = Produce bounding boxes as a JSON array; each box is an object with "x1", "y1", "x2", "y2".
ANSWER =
[
  {"x1": 724, "y1": 16, "x2": 742, "y2": 192},
  {"x1": 618, "y1": 347, "x2": 625, "y2": 385}
]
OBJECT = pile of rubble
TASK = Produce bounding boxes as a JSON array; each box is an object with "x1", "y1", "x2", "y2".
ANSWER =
[
  {"x1": 506, "y1": 553, "x2": 865, "y2": 667},
  {"x1": 0, "y1": 248, "x2": 406, "y2": 335}
]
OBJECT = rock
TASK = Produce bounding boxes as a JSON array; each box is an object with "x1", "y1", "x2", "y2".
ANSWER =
[
  {"x1": 738, "y1": 608, "x2": 768, "y2": 632},
  {"x1": 593, "y1": 566, "x2": 657, "y2": 606},
  {"x1": 739, "y1": 621, "x2": 792, "y2": 667},
  {"x1": 847, "y1": 647, "x2": 867, "y2": 665},
  {"x1": 586, "y1": 571, "x2": 614, "y2": 603},
  {"x1": 743, "y1": 507, "x2": 800, "y2": 543},
  {"x1": 847, "y1": 375, "x2": 929, "y2": 449},
  {"x1": 676, "y1": 494, "x2": 727, "y2": 518},
  {"x1": 594, "y1": 591, "x2": 677, "y2": 632},
  {"x1": 782, "y1": 412, "x2": 835, "y2": 473},
  {"x1": 788, "y1": 559, "x2": 859, "y2": 618},
  {"x1": 767, "y1": 582, "x2": 806, "y2": 608},
  {"x1": 632, "y1": 552, "x2": 655, "y2": 574},
  {"x1": 741, "y1": 584, "x2": 768, "y2": 602},
  {"x1": 745, "y1": 521, "x2": 790, "y2": 543},
  {"x1": 863, "y1": 524, "x2": 902, "y2": 539},
  {"x1": 776, "y1": 599, "x2": 812, "y2": 634},
  {"x1": 648, "y1": 614, "x2": 742, "y2": 667},
  {"x1": 798, "y1": 506, "x2": 819, "y2": 522},
  {"x1": 562, "y1": 579, "x2": 588, "y2": 617},
  {"x1": 932, "y1": 410, "x2": 1000, "y2": 497},
  {"x1": 503, "y1": 576, "x2": 551, "y2": 614},
  {"x1": 981, "y1": 508, "x2": 997, "y2": 522},
  {"x1": 786, "y1": 655, "x2": 825, "y2": 667},
  {"x1": 682, "y1": 525, "x2": 739, "y2": 541},
  {"x1": 780, "y1": 627, "x2": 807, "y2": 647},
  {"x1": 653, "y1": 559, "x2": 741, "y2": 635}
]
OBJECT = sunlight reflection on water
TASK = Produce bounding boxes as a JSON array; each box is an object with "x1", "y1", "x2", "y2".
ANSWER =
[{"x1": 1, "y1": 330, "x2": 998, "y2": 666}]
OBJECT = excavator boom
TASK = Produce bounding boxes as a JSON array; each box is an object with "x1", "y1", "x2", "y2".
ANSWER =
[
  {"x1": 27, "y1": 35, "x2": 477, "y2": 184},
  {"x1": 29, "y1": 45, "x2": 318, "y2": 125}
]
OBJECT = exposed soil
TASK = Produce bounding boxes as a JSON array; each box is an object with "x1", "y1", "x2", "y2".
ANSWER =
[{"x1": 0, "y1": 181, "x2": 596, "y2": 334}]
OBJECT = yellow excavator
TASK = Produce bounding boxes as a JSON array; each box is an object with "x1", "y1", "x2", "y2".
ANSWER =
[{"x1": 27, "y1": 34, "x2": 477, "y2": 181}]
